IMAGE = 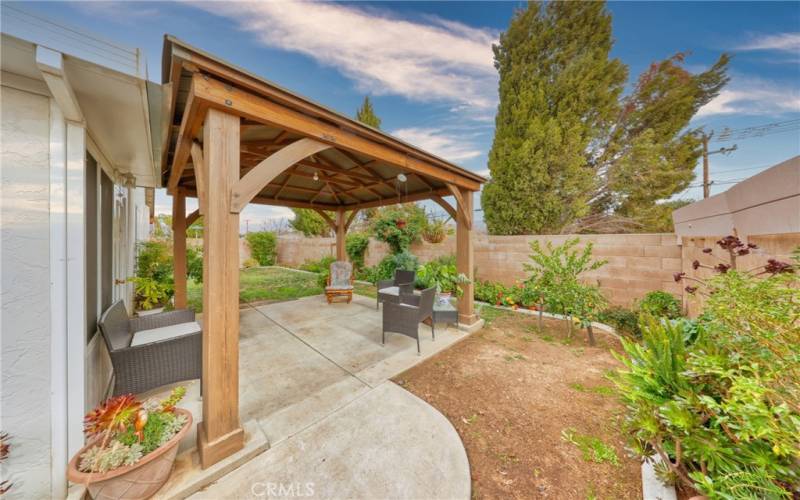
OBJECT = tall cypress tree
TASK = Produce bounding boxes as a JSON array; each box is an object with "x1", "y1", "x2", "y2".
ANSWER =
[
  {"x1": 355, "y1": 96, "x2": 381, "y2": 129},
  {"x1": 483, "y1": 2, "x2": 730, "y2": 235},
  {"x1": 482, "y1": 1, "x2": 626, "y2": 235}
]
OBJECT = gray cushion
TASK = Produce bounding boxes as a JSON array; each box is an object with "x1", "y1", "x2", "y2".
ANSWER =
[
  {"x1": 131, "y1": 321, "x2": 201, "y2": 346},
  {"x1": 378, "y1": 286, "x2": 400, "y2": 296},
  {"x1": 329, "y1": 261, "x2": 353, "y2": 289}
]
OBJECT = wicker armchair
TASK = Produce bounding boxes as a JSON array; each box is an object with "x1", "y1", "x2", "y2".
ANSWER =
[
  {"x1": 382, "y1": 286, "x2": 436, "y2": 354},
  {"x1": 376, "y1": 269, "x2": 416, "y2": 309},
  {"x1": 98, "y1": 301, "x2": 202, "y2": 396}
]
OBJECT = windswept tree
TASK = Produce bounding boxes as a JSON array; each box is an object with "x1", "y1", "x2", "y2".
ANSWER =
[
  {"x1": 355, "y1": 96, "x2": 381, "y2": 129},
  {"x1": 482, "y1": 1, "x2": 627, "y2": 235},
  {"x1": 587, "y1": 53, "x2": 730, "y2": 225},
  {"x1": 483, "y1": 1, "x2": 729, "y2": 235}
]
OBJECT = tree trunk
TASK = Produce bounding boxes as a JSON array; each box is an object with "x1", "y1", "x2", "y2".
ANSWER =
[
  {"x1": 538, "y1": 300, "x2": 544, "y2": 331},
  {"x1": 586, "y1": 324, "x2": 596, "y2": 346}
]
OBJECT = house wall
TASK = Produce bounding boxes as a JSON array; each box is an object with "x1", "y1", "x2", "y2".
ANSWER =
[
  {"x1": 273, "y1": 232, "x2": 798, "y2": 308},
  {"x1": 1, "y1": 85, "x2": 53, "y2": 499}
]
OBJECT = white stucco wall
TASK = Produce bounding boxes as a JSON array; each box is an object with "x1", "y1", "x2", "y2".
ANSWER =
[{"x1": 1, "y1": 85, "x2": 53, "y2": 497}]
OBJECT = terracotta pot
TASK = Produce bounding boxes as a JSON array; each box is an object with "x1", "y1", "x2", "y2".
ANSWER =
[{"x1": 67, "y1": 408, "x2": 192, "y2": 500}]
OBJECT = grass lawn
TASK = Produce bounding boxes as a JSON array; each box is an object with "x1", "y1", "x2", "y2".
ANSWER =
[
  {"x1": 187, "y1": 266, "x2": 376, "y2": 311},
  {"x1": 393, "y1": 305, "x2": 641, "y2": 499}
]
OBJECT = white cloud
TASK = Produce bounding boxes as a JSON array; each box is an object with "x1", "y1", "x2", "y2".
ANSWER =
[
  {"x1": 190, "y1": 0, "x2": 498, "y2": 110},
  {"x1": 391, "y1": 127, "x2": 483, "y2": 162},
  {"x1": 737, "y1": 32, "x2": 800, "y2": 52},
  {"x1": 696, "y1": 76, "x2": 800, "y2": 118}
]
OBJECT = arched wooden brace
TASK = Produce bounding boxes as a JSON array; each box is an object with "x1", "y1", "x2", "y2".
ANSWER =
[
  {"x1": 230, "y1": 138, "x2": 332, "y2": 213},
  {"x1": 186, "y1": 209, "x2": 201, "y2": 227}
]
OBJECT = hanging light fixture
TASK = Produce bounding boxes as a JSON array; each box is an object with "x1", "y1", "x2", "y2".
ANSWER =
[
  {"x1": 313, "y1": 171, "x2": 319, "y2": 181},
  {"x1": 397, "y1": 173, "x2": 407, "y2": 183}
]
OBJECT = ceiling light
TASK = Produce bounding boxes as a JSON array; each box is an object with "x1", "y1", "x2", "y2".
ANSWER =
[
  {"x1": 313, "y1": 171, "x2": 319, "y2": 181},
  {"x1": 397, "y1": 173, "x2": 407, "y2": 183}
]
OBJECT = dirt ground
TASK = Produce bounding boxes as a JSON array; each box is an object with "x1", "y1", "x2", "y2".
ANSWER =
[{"x1": 393, "y1": 307, "x2": 642, "y2": 499}]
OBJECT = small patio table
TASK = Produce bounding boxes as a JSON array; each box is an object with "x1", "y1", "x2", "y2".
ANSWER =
[{"x1": 432, "y1": 298, "x2": 459, "y2": 336}]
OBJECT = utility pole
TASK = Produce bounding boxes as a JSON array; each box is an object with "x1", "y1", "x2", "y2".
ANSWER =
[
  {"x1": 701, "y1": 131, "x2": 737, "y2": 199},
  {"x1": 245, "y1": 219, "x2": 250, "y2": 233}
]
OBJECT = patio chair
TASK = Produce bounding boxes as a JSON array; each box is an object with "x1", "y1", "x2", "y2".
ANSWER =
[
  {"x1": 376, "y1": 269, "x2": 416, "y2": 309},
  {"x1": 382, "y1": 286, "x2": 436, "y2": 354},
  {"x1": 326, "y1": 260, "x2": 354, "y2": 303},
  {"x1": 98, "y1": 300, "x2": 202, "y2": 396}
]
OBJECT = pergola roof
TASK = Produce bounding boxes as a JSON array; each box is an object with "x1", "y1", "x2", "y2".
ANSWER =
[{"x1": 160, "y1": 35, "x2": 485, "y2": 212}]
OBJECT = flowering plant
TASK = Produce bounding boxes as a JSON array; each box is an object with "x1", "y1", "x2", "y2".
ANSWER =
[{"x1": 78, "y1": 387, "x2": 187, "y2": 473}]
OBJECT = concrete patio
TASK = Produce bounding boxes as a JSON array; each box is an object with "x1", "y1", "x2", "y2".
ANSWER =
[{"x1": 157, "y1": 294, "x2": 471, "y2": 499}]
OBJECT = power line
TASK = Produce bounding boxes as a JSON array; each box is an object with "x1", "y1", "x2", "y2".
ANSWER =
[{"x1": 714, "y1": 119, "x2": 800, "y2": 143}]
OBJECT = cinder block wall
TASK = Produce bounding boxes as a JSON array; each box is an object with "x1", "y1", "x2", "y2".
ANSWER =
[
  {"x1": 680, "y1": 233, "x2": 800, "y2": 316},
  {"x1": 270, "y1": 232, "x2": 799, "y2": 308}
]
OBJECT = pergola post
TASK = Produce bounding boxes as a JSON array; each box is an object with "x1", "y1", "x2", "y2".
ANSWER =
[
  {"x1": 335, "y1": 208, "x2": 346, "y2": 261},
  {"x1": 456, "y1": 188, "x2": 477, "y2": 325},
  {"x1": 172, "y1": 188, "x2": 187, "y2": 309},
  {"x1": 197, "y1": 108, "x2": 244, "y2": 468}
]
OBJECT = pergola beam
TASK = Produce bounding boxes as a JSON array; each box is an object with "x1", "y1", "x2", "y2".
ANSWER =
[
  {"x1": 190, "y1": 141, "x2": 207, "y2": 214},
  {"x1": 230, "y1": 138, "x2": 331, "y2": 213},
  {"x1": 186, "y1": 209, "x2": 201, "y2": 227},
  {"x1": 192, "y1": 73, "x2": 481, "y2": 191},
  {"x1": 168, "y1": 81, "x2": 207, "y2": 192},
  {"x1": 314, "y1": 209, "x2": 337, "y2": 232},
  {"x1": 447, "y1": 183, "x2": 472, "y2": 230},
  {"x1": 432, "y1": 195, "x2": 457, "y2": 220}
]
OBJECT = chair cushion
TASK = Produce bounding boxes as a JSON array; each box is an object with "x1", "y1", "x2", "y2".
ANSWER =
[
  {"x1": 326, "y1": 285, "x2": 353, "y2": 291},
  {"x1": 329, "y1": 261, "x2": 353, "y2": 288},
  {"x1": 130, "y1": 321, "x2": 201, "y2": 347},
  {"x1": 378, "y1": 286, "x2": 400, "y2": 296}
]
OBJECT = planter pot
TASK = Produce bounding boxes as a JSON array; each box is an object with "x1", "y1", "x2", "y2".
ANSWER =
[{"x1": 67, "y1": 408, "x2": 192, "y2": 500}]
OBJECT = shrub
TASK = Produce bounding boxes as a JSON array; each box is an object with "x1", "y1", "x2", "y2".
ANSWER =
[
  {"x1": 371, "y1": 205, "x2": 427, "y2": 254},
  {"x1": 525, "y1": 238, "x2": 607, "y2": 342},
  {"x1": 289, "y1": 208, "x2": 329, "y2": 237},
  {"x1": 415, "y1": 255, "x2": 469, "y2": 295},
  {"x1": 132, "y1": 240, "x2": 174, "y2": 308},
  {"x1": 372, "y1": 251, "x2": 419, "y2": 282},
  {"x1": 135, "y1": 240, "x2": 173, "y2": 283},
  {"x1": 299, "y1": 255, "x2": 335, "y2": 274},
  {"x1": 474, "y1": 280, "x2": 509, "y2": 304},
  {"x1": 638, "y1": 291, "x2": 681, "y2": 319},
  {"x1": 615, "y1": 236, "x2": 798, "y2": 497},
  {"x1": 598, "y1": 306, "x2": 640, "y2": 338},
  {"x1": 245, "y1": 231, "x2": 277, "y2": 266},
  {"x1": 345, "y1": 233, "x2": 370, "y2": 269},
  {"x1": 242, "y1": 258, "x2": 259, "y2": 269},
  {"x1": 187, "y1": 247, "x2": 203, "y2": 283},
  {"x1": 421, "y1": 220, "x2": 447, "y2": 244}
]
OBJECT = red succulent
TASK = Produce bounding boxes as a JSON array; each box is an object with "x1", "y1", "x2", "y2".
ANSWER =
[
  {"x1": 714, "y1": 263, "x2": 730, "y2": 274},
  {"x1": 84, "y1": 394, "x2": 141, "y2": 438}
]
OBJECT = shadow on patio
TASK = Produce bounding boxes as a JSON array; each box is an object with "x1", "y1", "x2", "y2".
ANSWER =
[{"x1": 156, "y1": 294, "x2": 471, "y2": 499}]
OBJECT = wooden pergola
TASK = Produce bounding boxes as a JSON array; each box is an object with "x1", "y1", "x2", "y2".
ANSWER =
[{"x1": 161, "y1": 36, "x2": 486, "y2": 468}]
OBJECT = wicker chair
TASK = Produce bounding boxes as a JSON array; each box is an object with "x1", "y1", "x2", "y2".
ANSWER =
[
  {"x1": 382, "y1": 286, "x2": 436, "y2": 354},
  {"x1": 98, "y1": 301, "x2": 202, "y2": 396},
  {"x1": 376, "y1": 269, "x2": 416, "y2": 309},
  {"x1": 325, "y1": 260, "x2": 354, "y2": 303}
]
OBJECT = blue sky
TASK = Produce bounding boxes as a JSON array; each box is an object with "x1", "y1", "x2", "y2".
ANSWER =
[{"x1": 13, "y1": 1, "x2": 800, "y2": 230}]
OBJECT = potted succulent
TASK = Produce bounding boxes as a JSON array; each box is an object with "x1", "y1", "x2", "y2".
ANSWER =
[
  {"x1": 129, "y1": 276, "x2": 172, "y2": 316},
  {"x1": 67, "y1": 387, "x2": 191, "y2": 500}
]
